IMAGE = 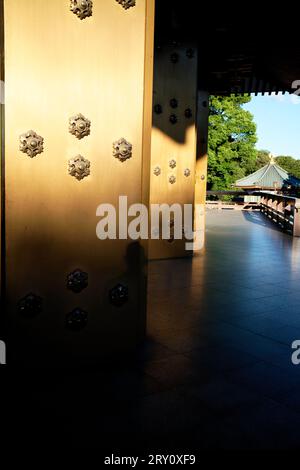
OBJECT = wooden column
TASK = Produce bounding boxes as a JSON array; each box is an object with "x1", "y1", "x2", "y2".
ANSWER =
[
  {"x1": 4, "y1": 0, "x2": 154, "y2": 365},
  {"x1": 194, "y1": 91, "x2": 209, "y2": 252},
  {"x1": 293, "y1": 203, "x2": 300, "y2": 237},
  {"x1": 149, "y1": 44, "x2": 198, "y2": 259},
  {"x1": 277, "y1": 199, "x2": 283, "y2": 227},
  {"x1": 0, "y1": 0, "x2": 3, "y2": 329}
]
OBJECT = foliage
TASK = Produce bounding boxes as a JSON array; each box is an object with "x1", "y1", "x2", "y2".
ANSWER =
[
  {"x1": 254, "y1": 151, "x2": 300, "y2": 179},
  {"x1": 255, "y1": 150, "x2": 271, "y2": 170},
  {"x1": 208, "y1": 96, "x2": 300, "y2": 191},
  {"x1": 208, "y1": 95, "x2": 257, "y2": 190},
  {"x1": 275, "y1": 156, "x2": 300, "y2": 179}
]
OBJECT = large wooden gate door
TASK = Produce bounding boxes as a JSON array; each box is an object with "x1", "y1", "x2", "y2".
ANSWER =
[{"x1": 4, "y1": 0, "x2": 154, "y2": 365}]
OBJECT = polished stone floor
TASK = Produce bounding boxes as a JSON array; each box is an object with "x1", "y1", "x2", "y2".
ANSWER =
[{"x1": 6, "y1": 210, "x2": 300, "y2": 450}]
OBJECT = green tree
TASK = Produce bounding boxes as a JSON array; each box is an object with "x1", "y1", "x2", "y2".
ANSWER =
[
  {"x1": 275, "y1": 156, "x2": 300, "y2": 179},
  {"x1": 255, "y1": 149, "x2": 271, "y2": 170},
  {"x1": 208, "y1": 95, "x2": 257, "y2": 190}
]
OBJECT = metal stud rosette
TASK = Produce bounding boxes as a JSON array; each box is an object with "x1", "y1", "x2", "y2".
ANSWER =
[
  {"x1": 70, "y1": 0, "x2": 93, "y2": 20},
  {"x1": 66, "y1": 308, "x2": 88, "y2": 330},
  {"x1": 169, "y1": 159, "x2": 176, "y2": 169},
  {"x1": 109, "y1": 283, "x2": 129, "y2": 307},
  {"x1": 69, "y1": 114, "x2": 91, "y2": 140},
  {"x1": 18, "y1": 293, "x2": 43, "y2": 317},
  {"x1": 113, "y1": 138, "x2": 132, "y2": 162},
  {"x1": 116, "y1": 0, "x2": 136, "y2": 10},
  {"x1": 19, "y1": 130, "x2": 44, "y2": 158},
  {"x1": 67, "y1": 270, "x2": 88, "y2": 293},
  {"x1": 68, "y1": 155, "x2": 91, "y2": 181}
]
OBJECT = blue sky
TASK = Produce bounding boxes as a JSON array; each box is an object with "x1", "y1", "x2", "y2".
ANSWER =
[{"x1": 244, "y1": 94, "x2": 300, "y2": 159}]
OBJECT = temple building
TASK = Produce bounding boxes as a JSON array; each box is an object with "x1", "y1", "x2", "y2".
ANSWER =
[{"x1": 235, "y1": 155, "x2": 300, "y2": 191}]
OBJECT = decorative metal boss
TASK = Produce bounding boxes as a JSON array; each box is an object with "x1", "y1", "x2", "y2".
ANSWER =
[
  {"x1": 169, "y1": 175, "x2": 176, "y2": 184},
  {"x1": 109, "y1": 283, "x2": 129, "y2": 307},
  {"x1": 19, "y1": 130, "x2": 44, "y2": 158},
  {"x1": 70, "y1": 0, "x2": 93, "y2": 20},
  {"x1": 68, "y1": 155, "x2": 91, "y2": 181},
  {"x1": 169, "y1": 114, "x2": 177, "y2": 125},
  {"x1": 67, "y1": 270, "x2": 88, "y2": 293},
  {"x1": 69, "y1": 114, "x2": 91, "y2": 140},
  {"x1": 153, "y1": 166, "x2": 161, "y2": 176},
  {"x1": 18, "y1": 293, "x2": 43, "y2": 317},
  {"x1": 154, "y1": 104, "x2": 163, "y2": 115},
  {"x1": 170, "y1": 98, "x2": 178, "y2": 109},
  {"x1": 184, "y1": 168, "x2": 191, "y2": 177},
  {"x1": 113, "y1": 138, "x2": 132, "y2": 162},
  {"x1": 116, "y1": 0, "x2": 136, "y2": 10},
  {"x1": 169, "y1": 159, "x2": 176, "y2": 169},
  {"x1": 66, "y1": 308, "x2": 88, "y2": 330}
]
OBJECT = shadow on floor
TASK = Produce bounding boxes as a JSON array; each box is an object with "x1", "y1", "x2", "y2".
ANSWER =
[
  {"x1": 3, "y1": 211, "x2": 300, "y2": 451},
  {"x1": 242, "y1": 209, "x2": 288, "y2": 233}
]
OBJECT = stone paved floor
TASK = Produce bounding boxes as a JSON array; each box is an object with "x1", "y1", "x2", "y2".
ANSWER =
[{"x1": 6, "y1": 210, "x2": 300, "y2": 451}]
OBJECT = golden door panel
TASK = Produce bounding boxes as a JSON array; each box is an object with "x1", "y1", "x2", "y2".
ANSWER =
[
  {"x1": 4, "y1": 0, "x2": 154, "y2": 364},
  {"x1": 149, "y1": 44, "x2": 198, "y2": 260}
]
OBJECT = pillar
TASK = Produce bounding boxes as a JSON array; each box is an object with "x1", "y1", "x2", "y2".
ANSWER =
[
  {"x1": 3, "y1": 0, "x2": 155, "y2": 365},
  {"x1": 149, "y1": 43, "x2": 198, "y2": 259},
  {"x1": 194, "y1": 90, "x2": 209, "y2": 252}
]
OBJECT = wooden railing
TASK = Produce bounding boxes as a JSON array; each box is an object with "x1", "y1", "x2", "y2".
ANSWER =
[
  {"x1": 259, "y1": 192, "x2": 300, "y2": 236},
  {"x1": 206, "y1": 200, "x2": 259, "y2": 211}
]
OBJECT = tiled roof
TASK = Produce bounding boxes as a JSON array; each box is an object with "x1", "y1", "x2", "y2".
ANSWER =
[{"x1": 235, "y1": 162, "x2": 300, "y2": 189}]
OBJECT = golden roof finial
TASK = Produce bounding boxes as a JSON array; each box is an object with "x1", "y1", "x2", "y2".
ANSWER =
[{"x1": 269, "y1": 153, "x2": 275, "y2": 164}]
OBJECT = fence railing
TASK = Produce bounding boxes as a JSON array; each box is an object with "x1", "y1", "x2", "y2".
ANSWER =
[
  {"x1": 206, "y1": 200, "x2": 259, "y2": 211},
  {"x1": 259, "y1": 192, "x2": 300, "y2": 237}
]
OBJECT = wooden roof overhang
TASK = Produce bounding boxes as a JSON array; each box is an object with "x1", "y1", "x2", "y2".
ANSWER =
[
  {"x1": 155, "y1": 1, "x2": 300, "y2": 96},
  {"x1": 237, "y1": 186, "x2": 281, "y2": 190}
]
